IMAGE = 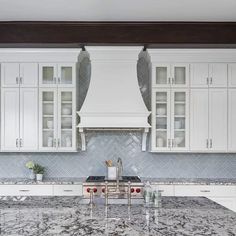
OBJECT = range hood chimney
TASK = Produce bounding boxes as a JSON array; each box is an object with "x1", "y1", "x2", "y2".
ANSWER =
[{"x1": 77, "y1": 46, "x2": 151, "y2": 151}]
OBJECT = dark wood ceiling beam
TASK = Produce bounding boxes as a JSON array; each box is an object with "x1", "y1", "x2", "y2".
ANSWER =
[{"x1": 0, "y1": 21, "x2": 236, "y2": 47}]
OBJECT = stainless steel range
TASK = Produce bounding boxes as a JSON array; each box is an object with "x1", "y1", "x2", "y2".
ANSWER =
[{"x1": 83, "y1": 175, "x2": 144, "y2": 205}]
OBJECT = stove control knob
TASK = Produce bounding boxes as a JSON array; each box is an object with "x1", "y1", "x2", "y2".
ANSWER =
[
  {"x1": 93, "y1": 188, "x2": 97, "y2": 193},
  {"x1": 136, "y1": 188, "x2": 141, "y2": 193},
  {"x1": 131, "y1": 188, "x2": 135, "y2": 193},
  {"x1": 102, "y1": 188, "x2": 105, "y2": 193},
  {"x1": 86, "y1": 188, "x2": 91, "y2": 193}
]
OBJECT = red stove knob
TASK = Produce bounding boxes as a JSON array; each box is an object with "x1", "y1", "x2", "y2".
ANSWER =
[
  {"x1": 93, "y1": 188, "x2": 97, "y2": 193},
  {"x1": 86, "y1": 188, "x2": 91, "y2": 193},
  {"x1": 131, "y1": 188, "x2": 135, "y2": 193},
  {"x1": 102, "y1": 188, "x2": 105, "y2": 193},
  {"x1": 136, "y1": 188, "x2": 141, "y2": 193}
]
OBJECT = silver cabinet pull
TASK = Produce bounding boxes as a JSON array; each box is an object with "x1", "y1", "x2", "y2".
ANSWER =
[
  {"x1": 20, "y1": 77, "x2": 23, "y2": 84},
  {"x1": 54, "y1": 77, "x2": 57, "y2": 84},
  {"x1": 16, "y1": 138, "x2": 19, "y2": 148},
  {"x1": 19, "y1": 138, "x2": 23, "y2": 147},
  {"x1": 168, "y1": 77, "x2": 171, "y2": 84},
  {"x1": 200, "y1": 190, "x2": 210, "y2": 193},
  {"x1": 172, "y1": 78, "x2": 175, "y2": 84},
  {"x1": 58, "y1": 77, "x2": 61, "y2": 84},
  {"x1": 206, "y1": 77, "x2": 209, "y2": 85},
  {"x1": 168, "y1": 139, "x2": 171, "y2": 148},
  {"x1": 63, "y1": 189, "x2": 73, "y2": 192},
  {"x1": 19, "y1": 189, "x2": 30, "y2": 192},
  {"x1": 16, "y1": 77, "x2": 19, "y2": 84},
  {"x1": 58, "y1": 139, "x2": 60, "y2": 147},
  {"x1": 206, "y1": 139, "x2": 209, "y2": 149},
  {"x1": 210, "y1": 77, "x2": 213, "y2": 85},
  {"x1": 210, "y1": 139, "x2": 213, "y2": 148},
  {"x1": 172, "y1": 139, "x2": 174, "y2": 148}
]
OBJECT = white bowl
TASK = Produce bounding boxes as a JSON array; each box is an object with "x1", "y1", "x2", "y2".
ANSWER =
[
  {"x1": 175, "y1": 137, "x2": 184, "y2": 145},
  {"x1": 157, "y1": 107, "x2": 166, "y2": 115},
  {"x1": 62, "y1": 108, "x2": 71, "y2": 115}
]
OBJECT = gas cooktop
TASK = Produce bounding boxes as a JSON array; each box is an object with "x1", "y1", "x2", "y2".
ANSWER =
[{"x1": 86, "y1": 176, "x2": 141, "y2": 183}]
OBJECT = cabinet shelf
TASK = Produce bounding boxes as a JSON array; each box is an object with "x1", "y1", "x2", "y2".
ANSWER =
[
  {"x1": 156, "y1": 129, "x2": 167, "y2": 131},
  {"x1": 43, "y1": 129, "x2": 54, "y2": 131},
  {"x1": 43, "y1": 115, "x2": 54, "y2": 117},
  {"x1": 174, "y1": 115, "x2": 185, "y2": 118},
  {"x1": 61, "y1": 101, "x2": 72, "y2": 104},
  {"x1": 61, "y1": 115, "x2": 72, "y2": 117},
  {"x1": 156, "y1": 115, "x2": 167, "y2": 118},
  {"x1": 43, "y1": 101, "x2": 54, "y2": 104},
  {"x1": 174, "y1": 101, "x2": 186, "y2": 104}
]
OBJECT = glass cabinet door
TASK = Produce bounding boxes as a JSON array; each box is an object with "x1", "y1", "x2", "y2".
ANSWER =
[
  {"x1": 154, "y1": 65, "x2": 171, "y2": 87},
  {"x1": 39, "y1": 64, "x2": 57, "y2": 87},
  {"x1": 152, "y1": 90, "x2": 171, "y2": 150},
  {"x1": 58, "y1": 89, "x2": 75, "y2": 150},
  {"x1": 171, "y1": 90, "x2": 189, "y2": 150},
  {"x1": 40, "y1": 89, "x2": 57, "y2": 150},
  {"x1": 58, "y1": 63, "x2": 75, "y2": 87},
  {"x1": 171, "y1": 64, "x2": 189, "y2": 87}
]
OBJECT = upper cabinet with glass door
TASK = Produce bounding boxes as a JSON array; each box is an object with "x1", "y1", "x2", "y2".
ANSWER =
[
  {"x1": 153, "y1": 64, "x2": 189, "y2": 88},
  {"x1": 39, "y1": 63, "x2": 75, "y2": 87}
]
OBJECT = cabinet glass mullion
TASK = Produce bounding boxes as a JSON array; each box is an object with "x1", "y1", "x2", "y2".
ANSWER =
[
  {"x1": 58, "y1": 90, "x2": 73, "y2": 149},
  {"x1": 172, "y1": 91, "x2": 187, "y2": 149},
  {"x1": 41, "y1": 90, "x2": 57, "y2": 149},
  {"x1": 154, "y1": 91, "x2": 170, "y2": 149}
]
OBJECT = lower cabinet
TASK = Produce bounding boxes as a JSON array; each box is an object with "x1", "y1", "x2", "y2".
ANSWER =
[
  {"x1": 53, "y1": 185, "x2": 83, "y2": 196},
  {"x1": 0, "y1": 185, "x2": 53, "y2": 196},
  {"x1": 151, "y1": 184, "x2": 175, "y2": 196},
  {"x1": 0, "y1": 184, "x2": 83, "y2": 196}
]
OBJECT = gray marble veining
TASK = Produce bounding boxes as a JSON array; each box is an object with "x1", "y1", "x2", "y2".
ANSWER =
[
  {"x1": 0, "y1": 177, "x2": 236, "y2": 185},
  {"x1": 0, "y1": 177, "x2": 85, "y2": 185},
  {"x1": 0, "y1": 196, "x2": 235, "y2": 235}
]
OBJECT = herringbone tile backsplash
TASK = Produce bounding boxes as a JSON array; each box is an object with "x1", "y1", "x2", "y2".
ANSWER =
[
  {"x1": 0, "y1": 51, "x2": 235, "y2": 179},
  {"x1": 0, "y1": 131, "x2": 235, "y2": 178}
]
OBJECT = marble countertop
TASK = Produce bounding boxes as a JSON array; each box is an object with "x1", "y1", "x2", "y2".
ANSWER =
[
  {"x1": 142, "y1": 178, "x2": 236, "y2": 185},
  {"x1": 0, "y1": 196, "x2": 235, "y2": 235},
  {"x1": 0, "y1": 177, "x2": 236, "y2": 185},
  {"x1": 0, "y1": 177, "x2": 85, "y2": 185}
]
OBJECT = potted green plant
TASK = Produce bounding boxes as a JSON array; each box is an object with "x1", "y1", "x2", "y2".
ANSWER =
[
  {"x1": 25, "y1": 161, "x2": 35, "y2": 180},
  {"x1": 33, "y1": 164, "x2": 45, "y2": 181}
]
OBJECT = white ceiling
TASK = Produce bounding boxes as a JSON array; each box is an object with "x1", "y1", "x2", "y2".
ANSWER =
[{"x1": 1, "y1": 0, "x2": 236, "y2": 21}]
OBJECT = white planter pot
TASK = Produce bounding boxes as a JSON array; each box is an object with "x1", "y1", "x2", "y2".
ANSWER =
[
  {"x1": 28, "y1": 169, "x2": 36, "y2": 180},
  {"x1": 36, "y1": 174, "x2": 43, "y2": 181}
]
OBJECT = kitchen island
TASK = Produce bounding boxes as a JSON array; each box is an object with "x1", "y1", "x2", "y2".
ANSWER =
[{"x1": 0, "y1": 196, "x2": 235, "y2": 235}]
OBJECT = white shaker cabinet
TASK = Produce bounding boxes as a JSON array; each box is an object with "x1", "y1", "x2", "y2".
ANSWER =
[
  {"x1": 1, "y1": 88, "x2": 20, "y2": 151},
  {"x1": 190, "y1": 89, "x2": 209, "y2": 151},
  {"x1": 228, "y1": 89, "x2": 236, "y2": 151},
  {"x1": 190, "y1": 89, "x2": 227, "y2": 152},
  {"x1": 1, "y1": 63, "x2": 38, "y2": 87},
  {"x1": 208, "y1": 89, "x2": 228, "y2": 152},
  {"x1": 39, "y1": 63, "x2": 75, "y2": 87},
  {"x1": 39, "y1": 88, "x2": 76, "y2": 151},
  {"x1": 228, "y1": 64, "x2": 236, "y2": 87},
  {"x1": 19, "y1": 88, "x2": 38, "y2": 150},
  {"x1": 153, "y1": 64, "x2": 189, "y2": 88},
  {"x1": 1, "y1": 88, "x2": 38, "y2": 151},
  {"x1": 190, "y1": 63, "x2": 227, "y2": 88}
]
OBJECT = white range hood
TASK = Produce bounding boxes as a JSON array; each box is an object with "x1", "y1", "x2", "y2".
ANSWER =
[{"x1": 77, "y1": 46, "x2": 151, "y2": 151}]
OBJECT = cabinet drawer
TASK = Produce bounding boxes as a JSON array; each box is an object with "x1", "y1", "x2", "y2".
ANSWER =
[
  {"x1": 53, "y1": 185, "x2": 83, "y2": 196},
  {"x1": 0, "y1": 185, "x2": 53, "y2": 196},
  {"x1": 151, "y1": 185, "x2": 175, "y2": 196},
  {"x1": 175, "y1": 185, "x2": 236, "y2": 197}
]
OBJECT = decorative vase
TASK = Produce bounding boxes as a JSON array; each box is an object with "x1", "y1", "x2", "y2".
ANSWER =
[
  {"x1": 36, "y1": 174, "x2": 43, "y2": 181},
  {"x1": 29, "y1": 169, "x2": 35, "y2": 180}
]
